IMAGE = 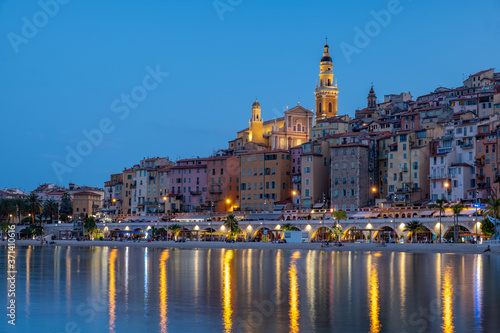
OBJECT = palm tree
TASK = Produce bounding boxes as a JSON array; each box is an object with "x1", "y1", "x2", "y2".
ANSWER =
[
  {"x1": 332, "y1": 210, "x2": 347, "y2": 241},
  {"x1": 168, "y1": 224, "x2": 182, "y2": 240},
  {"x1": 332, "y1": 210, "x2": 347, "y2": 223},
  {"x1": 485, "y1": 197, "x2": 500, "y2": 238},
  {"x1": 43, "y1": 199, "x2": 59, "y2": 223},
  {"x1": 224, "y1": 214, "x2": 242, "y2": 240},
  {"x1": 429, "y1": 198, "x2": 447, "y2": 243},
  {"x1": 328, "y1": 225, "x2": 343, "y2": 243},
  {"x1": 451, "y1": 203, "x2": 464, "y2": 243},
  {"x1": 25, "y1": 193, "x2": 42, "y2": 225},
  {"x1": 59, "y1": 193, "x2": 73, "y2": 222},
  {"x1": 83, "y1": 216, "x2": 99, "y2": 240},
  {"x1": 0, "y1": 221, "x2": 10, "y2": 238},
  {"x1": 281, "y1": 223, "x2": 300, "y2": 231},
  {"x1": 403, "y1": 220, "x2": 425, "y2": 243},
  {"x1": 0, "y1": 199, "x2": 14, "y2": 221}
]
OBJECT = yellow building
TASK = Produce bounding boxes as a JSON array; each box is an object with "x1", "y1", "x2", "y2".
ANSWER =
[
  {"x1": 239, "y1": 150, "x2": 291, "y2": 211},
  {"x1": 229, "y1": 101, "x2": 314, "y2": 151},
  {"x1": 314, "y1": 42, "x2": 339, "y2": 120},
  {"x1": 73, "y1": 191, "x2": 102, "y2": 216}
]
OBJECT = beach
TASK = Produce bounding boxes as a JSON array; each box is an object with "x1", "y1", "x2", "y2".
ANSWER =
[{"x1": 8, "y1": 239, "x2": 499, "y2": 255}]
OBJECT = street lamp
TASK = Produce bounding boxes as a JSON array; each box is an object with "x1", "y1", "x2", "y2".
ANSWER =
[
  {"x1": 163, "y1": 196, "x2": 168, "y2": 216},
  {"x1": 226, "y1": 198, "x2": 231, "y2": 212}
]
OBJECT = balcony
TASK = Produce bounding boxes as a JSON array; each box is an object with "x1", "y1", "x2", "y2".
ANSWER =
[
  {"x1": 190, "y1": 190, "x2": 202, "y2": 195},
  {"x1": 476, "y1": 173, "x2": 485, "y2": 179},
  {"x1": 460, "y1": 143, "x2": 474, "y2": 149},
  {"x1": 209, "y1": 188, "x2": 222, "y2": 194},
  {"x1": 428, "y1": 174, "x2": 448, "y2": 180},
  {"x1": 474, "y1": 160, "x2": 485, "y2": 166}
]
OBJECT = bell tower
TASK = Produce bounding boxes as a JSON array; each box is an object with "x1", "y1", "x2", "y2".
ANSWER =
[
  {"x1": 249, "y1": 99, "x2": 264, "y2": 143},
  {"x1": 314, "y1": 41, "x2": 339, "y2": 121},
  {"x1": 367, "y1": 85, "x2": 377, "y2": 110}
]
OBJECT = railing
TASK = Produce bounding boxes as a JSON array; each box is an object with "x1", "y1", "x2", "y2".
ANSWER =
[
  {"x1": 460, "y1": 143, "x2": 474, "y2": 149},
  {"x1": 428, "y1": 174, "x2": 448, "y2": 180},
  {"x1": 190, "y1": 191, "x2": 202, "y2": 195}
]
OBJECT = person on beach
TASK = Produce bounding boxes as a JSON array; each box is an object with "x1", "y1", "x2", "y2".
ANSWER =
[{"x1": 484, "y1": 245, "x2": 491, "y2": 252}]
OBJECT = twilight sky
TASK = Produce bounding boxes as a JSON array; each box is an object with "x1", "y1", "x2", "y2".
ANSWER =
[{"x1": 1, "y1": 0, "x2": 499, "y2": 192}]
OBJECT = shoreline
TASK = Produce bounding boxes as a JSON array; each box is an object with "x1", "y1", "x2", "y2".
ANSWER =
[{"x1": 4, "y1": 240, "x2": 499, "y2": 255}]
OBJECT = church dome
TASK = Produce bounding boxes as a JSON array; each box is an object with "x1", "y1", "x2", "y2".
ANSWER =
[{"x1": 252, "y1": 99, "x2": 260, "y2": 107}]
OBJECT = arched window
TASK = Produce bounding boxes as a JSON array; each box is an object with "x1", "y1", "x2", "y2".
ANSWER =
[
  {"x1": 328, "y1": 102, "x2": 333, "y2": 113},
  {"x1": 318, "y1": 102, "x2": 322, "y2": 113},
  {"x1": 297, "y1": 123, "x2": 301, "y2": 132},
  {"x1": 328, "y1": 79, "x2": 331, "y2": 86}
]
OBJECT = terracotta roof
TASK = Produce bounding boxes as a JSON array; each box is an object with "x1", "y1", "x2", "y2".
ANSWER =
[
  {"x1": 471, "y1": 68, "x2": 494, "y2": 76},
  {"x1": 73, "y1": 191, "x2": 100, "y2": 196}
]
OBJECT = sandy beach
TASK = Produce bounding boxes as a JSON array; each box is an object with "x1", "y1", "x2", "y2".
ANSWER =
[{"x1": 7, "y1": 239, "x2": 499, "y2": 255}]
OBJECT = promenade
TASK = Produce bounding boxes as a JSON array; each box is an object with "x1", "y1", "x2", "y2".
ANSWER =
[{"x1": 12, "y1": 239, "x2": 499, "y2": 255}]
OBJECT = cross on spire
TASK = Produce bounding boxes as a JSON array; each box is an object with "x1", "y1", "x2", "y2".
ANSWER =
[{"x1": 325, "y1": 36, "x2": 328, "y2": 44}]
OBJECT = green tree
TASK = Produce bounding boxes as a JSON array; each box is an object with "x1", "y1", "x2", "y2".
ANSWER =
[
  {"x1": 328, "y1": 225, "x2": 343, "y2": 242},
  {"x1": 59, "y1": 193, "x2": 73, "y2": 222},
  {"x1": 25, "y1": 193, "x2": 42, "y2": 225},
  {"x1": 168, "y1": 224, "x2": 182, "y2": 240},
  {"x1": 481, "y1": 217, "x2": 495, "y2": 237},
  {"x1": 224, "y1": 214, "x2": 242, "y2": 240},
  {"x1": 43, "y1": 199, "x2": 59, "y2": 223},
  {"x1": 83, "y1": 216, "x2": 99, "y2": 240},
  {"x1": 20, "y1": 225, "x2": 44, "y2": 238},
  {"x1": 451, "y1": 203, "x2": 464, "y2": 243},
  {"x1": 485, "y1": 197, "x2": 500, "y2": 237},
  {"x1": 0, "y1": 199, "x2": 14, "y2": 221},
  {"x1": 281, "y1": 223, "x2": 300, "y2": 231},
  {"x1": 429, "y1": 198, "x2": 447, "y2": 242},
  {"x1": 332, "y1": 210, "x2": 347, "y2": 223},
  {"x1": 0, "y1": 221, "x2": 10, "y2": 238},
  {"x1": 403, "y1": 220, "x2": 425, "y2": 243}
]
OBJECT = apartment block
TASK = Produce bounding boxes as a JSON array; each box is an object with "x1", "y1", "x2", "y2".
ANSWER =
[{"x1": 239, "y1": 150, "x2": 291, "y2": 211}]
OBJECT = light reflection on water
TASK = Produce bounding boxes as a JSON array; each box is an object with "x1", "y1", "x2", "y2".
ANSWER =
[
  {"x1": 2, "y1": 246, "x2": 500, "y2": 333},
  {"x1": 159, "y1": 250, "x2": 169, "y2": 333},
  {"x1": 108, "y1": 249, "x2": 117, "y2": 333},
  {"x1": 289, "y1": 251, "x2": 300, "y2": 333},
  {"x1": 222, "y1": 250, "x2": 234, "y2": 333},
  {"x1": 369, "y1": 259, "x2": 381, "y2": 333}
]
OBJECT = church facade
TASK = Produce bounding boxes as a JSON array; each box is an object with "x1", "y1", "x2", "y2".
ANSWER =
[{"x1": 228, "y1": 42, "x2": 338, "y2": 151}]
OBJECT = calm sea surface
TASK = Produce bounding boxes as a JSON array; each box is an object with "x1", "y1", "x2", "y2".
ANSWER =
[{"x1": 1, "y1": 246, "x2": 499, "y2": 333}]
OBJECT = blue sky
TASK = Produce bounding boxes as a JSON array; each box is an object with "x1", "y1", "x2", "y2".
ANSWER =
[{"x1": 1, "y1": 0, "x2": 499, "y2": 192}]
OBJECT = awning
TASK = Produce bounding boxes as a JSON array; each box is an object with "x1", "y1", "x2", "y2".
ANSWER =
[
  {"x1": 175, "y1": 215, "x2": 211, "y2": 222},
  {"x1": 273, "y1": 205, "x2": 286, "y2": 211},
  {"x1": 459, "y1": 208, "x2": 479, "y2": 216},
  {"x1": 368, "y1": 212, "x2": 380, "y2": 218},
  {"x1": 242, "y1": 213, "x2": 283, "y2": 221},
  {"x1": 122, "y1": 216, "x2": 161, "y2": 222},
  {"x1": 433, "y1": 210, "x2": 453, "y2": 217},
  {"x1": 351, "y1": 212, "x2": 371, "y2": 218},
  {"x1": 421, "y1": 210, "x2": 436, "y2": 217},
  {"x1": 313, "y1": 203, "x2": 325, "y2": 209}
]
